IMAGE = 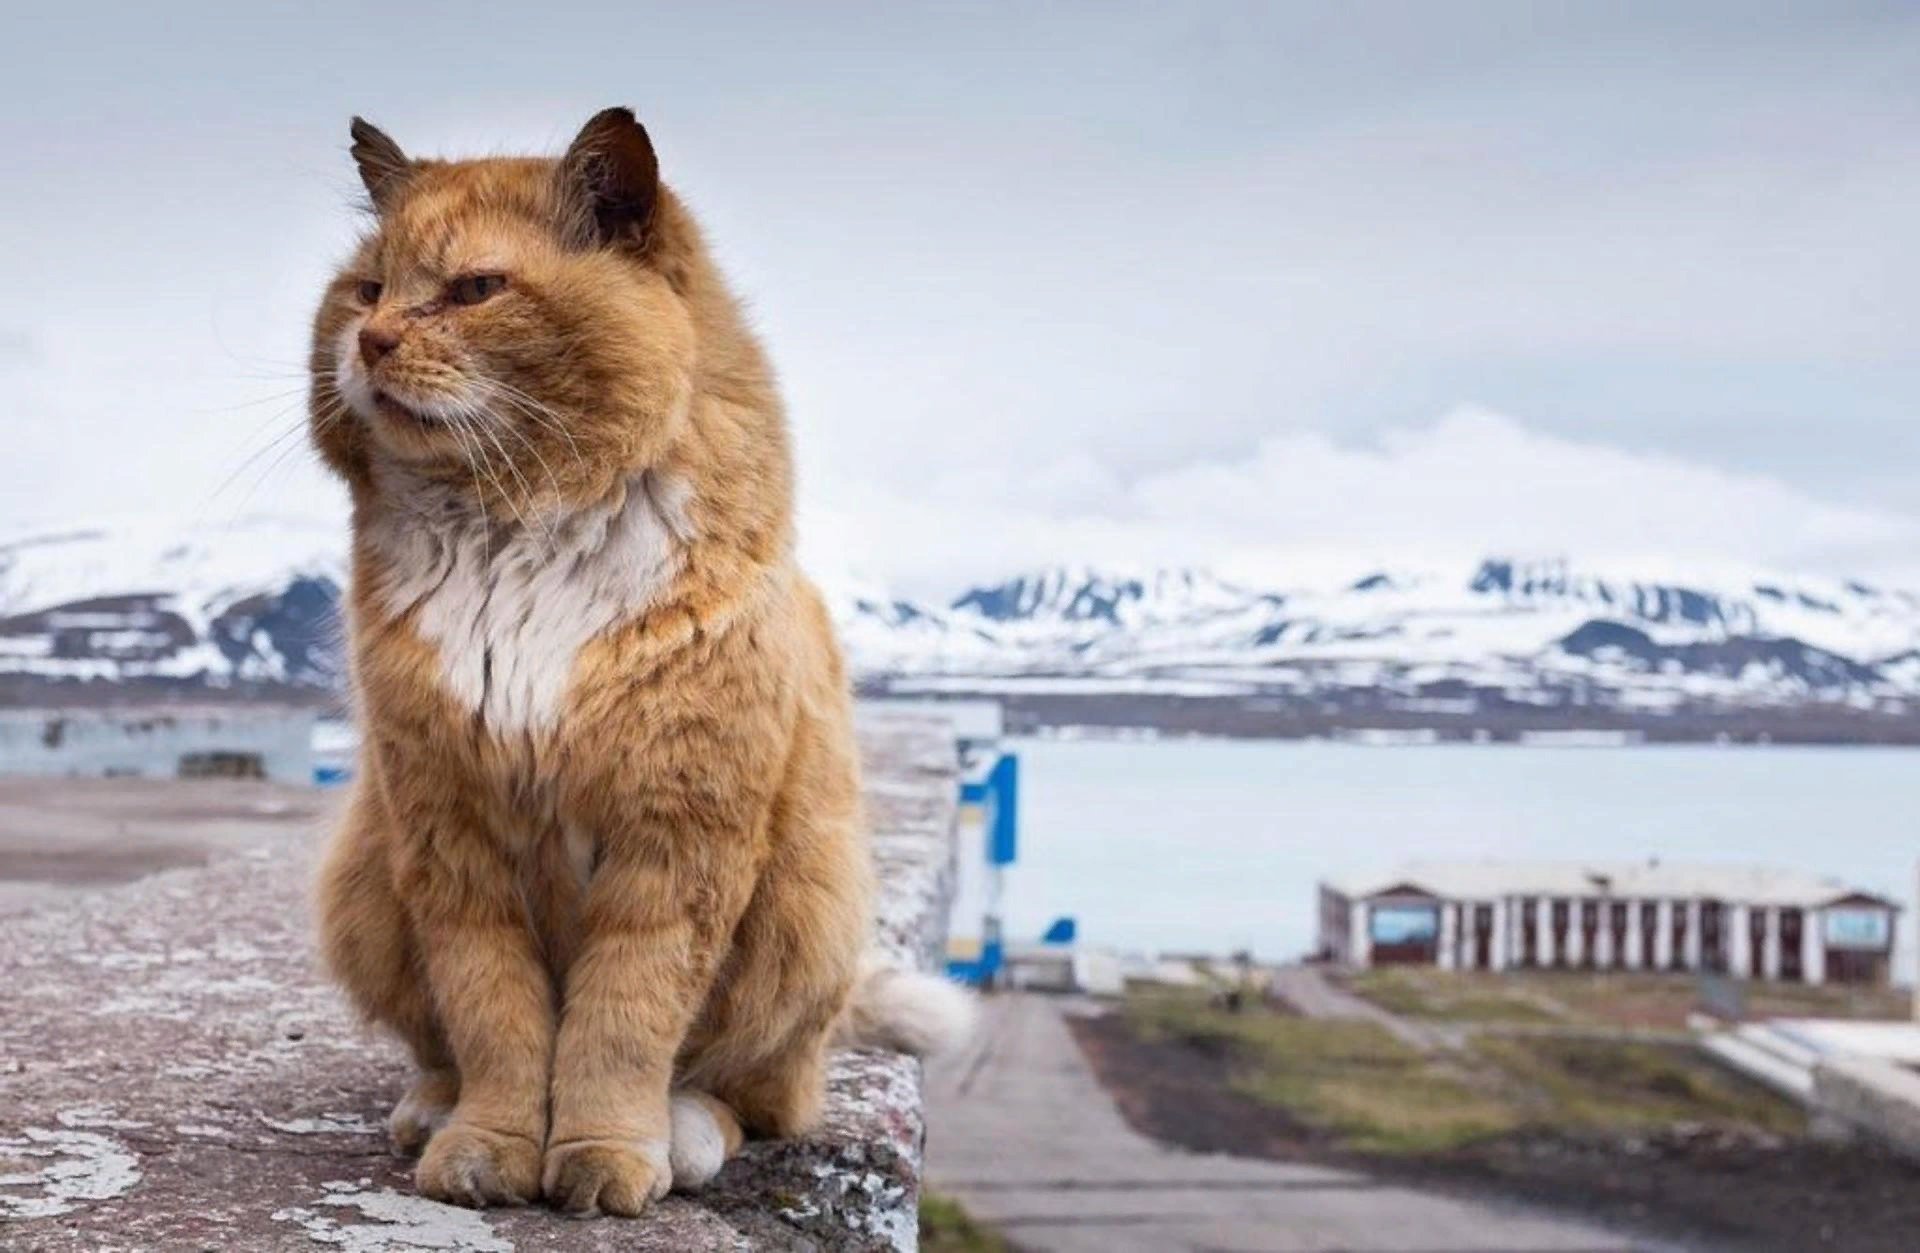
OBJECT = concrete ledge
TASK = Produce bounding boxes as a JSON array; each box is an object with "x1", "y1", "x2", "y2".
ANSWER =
[{"x1": 0, "y1": 712, "x2": 959, "y2": 1251}]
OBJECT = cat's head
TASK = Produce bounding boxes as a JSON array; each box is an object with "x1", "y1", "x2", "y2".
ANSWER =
[{"x1": 309, "y1": 109, "x2": 700, "y2": 505}]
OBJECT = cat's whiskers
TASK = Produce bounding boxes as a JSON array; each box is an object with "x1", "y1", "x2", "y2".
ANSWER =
[
  {"x1": 473, "y1": 377, "x2": 587, "y2": 475},
  {"x1": 448, "y1": 403, "x2": 543, "y2": 545},
  {"x1": 469, "y1": 385, "x2": 568, "y2": 517},
  {"x1": 225, "y1": 405, "x2": 344, "y2": 517},
  {"x1": 206, "y1": 382, "x2": 347, "y2": 512},
  {"x1": 457, "y1": 396, "x2": 553, "y2": 545},
  {"x1": 437, "y1": 411, "x2": 496, "y2": 566}
]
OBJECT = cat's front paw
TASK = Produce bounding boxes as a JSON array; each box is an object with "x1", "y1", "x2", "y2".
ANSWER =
[
  {"x1": 389, "y1": 1070, "x2": 459, "y2": 1157},
  {"x1": 416, "y1": 1121, "x2": 542, "y2": 1208},
  {"x1": 542, "y1": 1138, "x2": 671, "y2": 1217}
]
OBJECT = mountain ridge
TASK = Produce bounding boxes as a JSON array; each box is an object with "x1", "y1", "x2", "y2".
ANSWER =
[{"x1": 4, "y1": 518, "x2": 1918, "y2": 731}]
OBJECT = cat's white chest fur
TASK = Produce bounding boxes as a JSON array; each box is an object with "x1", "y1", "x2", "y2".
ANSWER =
[{"x1": 366, "y1": 471, "x2": 693, "y2": 734}]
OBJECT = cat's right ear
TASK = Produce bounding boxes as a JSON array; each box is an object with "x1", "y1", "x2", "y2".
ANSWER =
[
  {"x1": 349, "y1": 117, "x2": 412, "y2": 212},
  {"x1": 559, "y1": 107, "x2": 659, "y2": 249}
]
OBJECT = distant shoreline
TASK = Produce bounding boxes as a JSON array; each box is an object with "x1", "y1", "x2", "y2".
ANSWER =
[
  {"x1": 7, "y1": 675, "x2": 1920, "y2": 746},
  {"x1": 866, "y1": 685, "x2": 1920, "y2": 747}
]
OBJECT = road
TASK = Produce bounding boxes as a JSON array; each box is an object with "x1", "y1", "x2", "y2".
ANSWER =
[{"x1": 925, "y1": 993, "x2": 1682, "y2": 1253}]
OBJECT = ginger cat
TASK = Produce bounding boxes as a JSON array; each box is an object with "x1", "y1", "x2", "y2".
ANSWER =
[{"x1": 309, "y1": 108, "x2": 969, "y2": 1218}]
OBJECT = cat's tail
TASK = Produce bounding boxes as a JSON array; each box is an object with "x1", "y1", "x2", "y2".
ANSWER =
[{"x1": 834, "y1": 956, "x2": 977, "y2": 1058}]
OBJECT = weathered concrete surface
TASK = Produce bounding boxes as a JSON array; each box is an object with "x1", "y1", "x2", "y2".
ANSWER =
[
  {"x1": 927, "y1": 994, "x2": 1672, "y2": 1253},
  {"x1": 0, "y1": 775, "x2": 335, "y2": 919},
  {"x1": 0, "y1": 712, "x2": 958, "y2": 1251},
  {"x1": 1815, "y1": 1055, "x2": 1920, "y2": 1160}
]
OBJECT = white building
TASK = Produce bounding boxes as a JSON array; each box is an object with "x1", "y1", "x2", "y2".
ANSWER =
[{"x1": 1320, "y1": 861, "x2": 1900, "y2": 986}]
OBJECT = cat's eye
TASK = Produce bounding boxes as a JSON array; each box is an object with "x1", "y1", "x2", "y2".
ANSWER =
[
  {"x1": 449, "y1": 273, "x2": 508, "y2": 306},
  {"x1": 356, "y1": 280, "x2": 382, "y2": 304}
]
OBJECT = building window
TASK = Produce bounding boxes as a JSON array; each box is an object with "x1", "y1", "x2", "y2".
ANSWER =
[
  {"x1": 1371, "y1": 905, "x2": 1438, "y2": 944},
  {"x1": 1824, "y1": 909, "x2": 1890, "y2": 949},
  {"x1": 1472, "y1": 905, "x2": 1493, "y2": 970},
  {"x1": 1701, "y1": 901, "x2": 1725, "y2": 973},
  {"x1": 1780, "y1": 909, "x2": 1804, "y2": 981},
  {"x1": 1369, "y1": 903, "x2": 1440, "y2": 967}
]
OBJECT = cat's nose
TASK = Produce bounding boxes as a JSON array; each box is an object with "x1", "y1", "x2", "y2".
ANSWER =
[{"x1": 358, "y1": 325, "x2": 401, "y2": 367}]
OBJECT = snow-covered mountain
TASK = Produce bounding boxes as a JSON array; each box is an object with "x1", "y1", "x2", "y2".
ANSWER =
[
  {"x1": 0, "y1": 517, "x2": 347, "y2": 691},
  {"x1": 842, "y1": 558, "x2": 1920, "y2": 709},
  {"x1": 6, "y1": 517, "x2": 1920, "y2": 727}
]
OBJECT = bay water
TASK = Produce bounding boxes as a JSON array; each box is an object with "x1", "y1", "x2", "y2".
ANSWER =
[{"x1": 999, "y1": 737, "x2": 1920, "y2": 980}]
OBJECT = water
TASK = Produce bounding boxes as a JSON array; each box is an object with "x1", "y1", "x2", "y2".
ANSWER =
[{"x1": 1002, "y1": 737, "x2": 1919, "y2": 977}]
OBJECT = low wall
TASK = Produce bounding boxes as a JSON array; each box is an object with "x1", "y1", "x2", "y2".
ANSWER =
[{"x1": 0, "y1": 711, "x2": 960, "y2": 1251}]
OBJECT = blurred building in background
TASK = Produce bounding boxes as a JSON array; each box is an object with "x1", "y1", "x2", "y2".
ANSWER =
[{"x1": 1321, "y1": 861, "x2": 1900, "y2": 985}]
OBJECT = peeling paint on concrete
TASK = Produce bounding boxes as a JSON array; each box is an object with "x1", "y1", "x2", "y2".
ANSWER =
[
  {"x1": 274, "y1": 1184, "x2": 513, "y2": 1252},
  {"x1": 0, "y1": 1127, "x2": 142, "y2": 1219},
  {"x1": 262, "y1": 1113, "x2": 383, "y2": 1136},
  {"x1": 56, "y1": 1106, "x2": 150, "y2": 1131}
]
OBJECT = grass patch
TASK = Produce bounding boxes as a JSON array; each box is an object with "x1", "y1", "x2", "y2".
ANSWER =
[
  {"x1": 919, "y1": 1192, "x2": 1012, "y2": 1253},
  {"x1": 1118, "y1": 987, "x2": 1803, "y2": 1156},
  {"x1": 1470, "y1": 1035, "x2": 1803, "y2": 1135},
  {"x1": 1344, "y1": 968, "x2": 1908, "y2": 1029},
  {"x1": 1347, "y1": 969, "x2": 1564, "y2": 1024},
  {"x1": 1125, "y1": 989, "x2": 1518, "y2": 1153}
]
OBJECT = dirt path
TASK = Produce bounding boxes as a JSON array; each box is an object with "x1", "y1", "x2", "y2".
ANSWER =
[{"x1": 925, "y1": 993, "x2": 1670, "y2": 1252}]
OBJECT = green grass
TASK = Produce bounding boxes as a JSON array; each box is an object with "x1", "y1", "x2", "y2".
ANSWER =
[
  {"x1": 1120, "y1": 988, "x2": 1803, "y2": 1155},
  {"x1": 1347, "y1": 969, "x2": 1564, "y2": 1024},
  {"x1": 1344, "y1": 968, "x2": 1908, "y2": 1030},
  {"x1": 919, "y1": 1192, "x2": 1012, "y2": 1253},
  {"x1": 1125, "y1": 989, "x2": 1519, "y2": 1152},
  {"x1": 1470, "y1": 1035, "x2": 1803, "y2": 1135}
]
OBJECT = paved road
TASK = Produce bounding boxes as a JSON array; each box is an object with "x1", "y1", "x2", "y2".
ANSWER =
[{"x1": 925, "y1": 994, "x2": 1681, "y2": 1253}]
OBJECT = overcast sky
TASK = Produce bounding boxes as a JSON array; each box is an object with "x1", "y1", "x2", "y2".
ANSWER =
[{"x1": 4, "y1": 3, "x2": 1918, "y2": 591}]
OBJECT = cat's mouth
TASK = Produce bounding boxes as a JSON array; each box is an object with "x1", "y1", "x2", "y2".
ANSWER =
[{"x1": 372, "y1": 390, "x2": 444, "y2": 430}]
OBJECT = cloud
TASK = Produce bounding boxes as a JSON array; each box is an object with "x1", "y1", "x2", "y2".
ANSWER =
[
  {"x1": 800, "y1": 407, "x2": 1920, "y2": 594},
  {"x1": 5, "y1": 6, "x2": 1918, "y2": 576},
  {"x1": 0, "y1": 327, "x2": 35, "y2": 368}
]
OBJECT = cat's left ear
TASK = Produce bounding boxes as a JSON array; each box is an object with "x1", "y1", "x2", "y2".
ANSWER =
[
  {"x1": 349, "y1": 117, "x2": 413, "y2": 211},
  {"x1": 559, "y1": 107, "x2": 659, "y2": 248}
]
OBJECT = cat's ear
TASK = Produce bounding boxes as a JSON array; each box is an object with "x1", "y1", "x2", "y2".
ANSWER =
[
  {"x1": 349, "y1": 117, "x2": 412, "y2": 212},
  {"x1": 559, "y1": 107, "x2": 659, "y2": 248}
]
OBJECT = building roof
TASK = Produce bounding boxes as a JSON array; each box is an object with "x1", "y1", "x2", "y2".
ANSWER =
[{"x1": 1325, "y1": 860, "x2": 1899, "y2": 910}]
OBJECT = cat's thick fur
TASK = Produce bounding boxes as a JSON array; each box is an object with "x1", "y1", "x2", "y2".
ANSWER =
[{"x1": 308, "y1": 109, "x2": 968, "y2": 1218}]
